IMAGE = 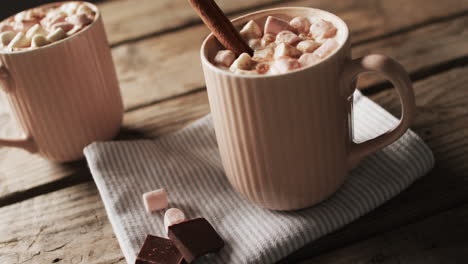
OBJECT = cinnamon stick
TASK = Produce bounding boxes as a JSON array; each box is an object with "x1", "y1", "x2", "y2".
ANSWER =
[{"x1": 187, "y1": 0, "x2": 253, "y2": 56}]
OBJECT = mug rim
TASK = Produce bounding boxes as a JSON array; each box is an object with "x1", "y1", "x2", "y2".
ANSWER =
[
  {"x1": 0, "y1": 1, "x2": 101, "y2": 55},
  {"x1": 200, "y1": 7, "x2": 350, "y2": 78}
]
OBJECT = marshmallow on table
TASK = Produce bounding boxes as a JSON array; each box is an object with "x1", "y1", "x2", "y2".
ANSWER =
[
  {"x1": 289, "y1": 17, "x2": 310, "y2": 34},
  {"x1": 270, "y1": 57, "x2": 301, "y2": 74},
  {"x1": 164, "y1": 208, "x2": 187, "y2": 232},
  {"x1": 299, "y1": 53, "x2": 321, "y2": 67},
  {"x1": 214, "y1": 50, "x2": 236, "y2": 67},
  {"x1": 0, "y1": 31, "x2": 15, "y2": 47},
  {"x1": 296, "y1": 40, "x2": 321, "y2": 53},
  {"x1": 239, "y1": 20, "x2": 262, "y2": 40},
  {"x1": 313, "y1": 38, "x2": 339, "y2": 58},
  {"x1": 142, "y1": 188, "x2": 168, "y2": 212},
  {"x1": 275, "y1": 30, "x2": 302, "y2": 45},
  {"x1": 229, "y1": 53, "x2": 253, "y2": 72},
  {"x1": 310, "y1": 19, "x2": 337, "y2": 40},
  {"x1": 264, "y1": 16, "x2": 294, "y2": 35},
  {"x1": 274, "y1": 43, "x2": 301, "y2": 59}
]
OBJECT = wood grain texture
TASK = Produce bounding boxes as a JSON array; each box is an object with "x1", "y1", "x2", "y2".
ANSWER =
[
  {"x1": 304, "y1": 203, "x2": 468, "y2": 264},
  {"x1": 0, "y1": 182, "x2": 124, "y2": 264},
  {"x1": 1, "y1": 64, "x2": 468, "y2": 263}
]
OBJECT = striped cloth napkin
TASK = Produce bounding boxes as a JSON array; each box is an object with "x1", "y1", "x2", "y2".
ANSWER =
[{"x1": 84, "y1": 91, "x2": 434, "y2": 264}]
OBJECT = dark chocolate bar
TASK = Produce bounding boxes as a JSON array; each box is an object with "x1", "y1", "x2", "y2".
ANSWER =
[
  {"x1": 168, "y1": 218, "x2": 224, "y2": 263},
  {"x1": 136, "y1": 234, "x2": 185, "y2": 264}
]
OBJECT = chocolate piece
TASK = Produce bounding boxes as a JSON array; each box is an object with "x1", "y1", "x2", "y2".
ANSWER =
[
  {"x1": 136, "y1": 235, "x2": 185, "y2": 264},
  {"x1": 168, "y1": 218, "x2": 224, "y2": 263}
]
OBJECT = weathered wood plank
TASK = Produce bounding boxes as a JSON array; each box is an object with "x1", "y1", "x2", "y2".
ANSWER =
[
  {"x1": 0, "y1": 182, "x2": 124, "y2": 264},
  {"x1": 1, "y1": 63, "x2": 468, "y2": 263},
  {"x1": 304, "y1": 203, "x2": 468, "y2": 264}
]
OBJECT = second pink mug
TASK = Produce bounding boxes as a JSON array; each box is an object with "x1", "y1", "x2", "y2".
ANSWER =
[
  {"x1": 0, "y1": 2, "x2": 123, "y2": 162},
  {"x1": 201, "y1": 7, "x2": 415, "y2": 210}
]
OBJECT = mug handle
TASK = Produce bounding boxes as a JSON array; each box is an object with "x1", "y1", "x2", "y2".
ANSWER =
[
  {"x1": 343, "y1": 54, "x2": 416, "y2": 169},
  {"x1": 0, "y1": 63, "x2": 37, "y2": 153}
]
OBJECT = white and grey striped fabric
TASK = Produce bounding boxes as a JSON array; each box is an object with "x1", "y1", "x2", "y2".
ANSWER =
[{"x1": 84, "y1": 91, "x2": 434, "y2": 264}]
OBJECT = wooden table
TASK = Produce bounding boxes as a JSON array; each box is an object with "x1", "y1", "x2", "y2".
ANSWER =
[{"x1": 1, "y1": 0, "x2": 468, "y2": 263}]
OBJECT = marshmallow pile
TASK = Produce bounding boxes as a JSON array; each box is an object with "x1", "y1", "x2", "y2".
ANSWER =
[
  {"x1": 213, "y1": 15, "x2": 339, "y2": 75},
  {"x1": 0, "y1": 2, "x2": 96, "y2": 52}
]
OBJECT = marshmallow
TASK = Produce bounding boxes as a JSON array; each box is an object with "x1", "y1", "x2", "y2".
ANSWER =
[
  {"x1": 76, "y1": 4, "x2": 95, "y2": 16},
  {"x1": 275, "y1": 30, "x2": 302, "y2": 45},
  {"x1": 270, "y1": 57, "x2": 301, "y2": 74},
  {"x1": 46, "y1": 28, "x2": 66, "y2": 42},
  {"x1": 164, "y1": 208, "x2": 186, "y2": 233},
  {"x1": 255, "y1": 62, "x2": 270, "y2": 74},
  {"x1": 52, "y1": 22, "x2": 74, "y2": 33},
  {"x1": 214, "y1": 50, "x2": 236, "y2": 67},
  {"x1": 0, "y1": 31, "x2": 15, "y2": 47},
  {"x1": 41, "y1": 11, "x2": 67, "y2": 29},
  {"x1": 142, "y1": 188, "x2": 168, "y2": 212},
  {"x1": 66, "y1": 13, "x2": 93, "y2": 27},
  {"x1": 14, "y1": 10, "x2": 36, "y2": 22},
  {"x1": 229, "y1": 53, "x2": 253, "y2": 72},
  {"x1": 253, "y1": 47, "x2": 274, "y2": 61},
  {"x1": 31, "y1": 34, "x2": 50, "y2": 48},
  {"x1": 289, "y1": 17, "x2": 310, "y2": 34},
  {"x1": 274, "y1": 43, "x2": 301, "y2": 59},
  {"x1": 61, "y1": 2, "x2": 79, "y2": 15},
  {"x1": 298, "y1": 53, "x2": 321, "y2": 67},
  {"x1": 8, "y1": 32, "x2": 30, "y2": 49},
  {"x1": 248, "y1": 38, "x2": 262, "y2": 50},
  {"x1": 261, "y1": 33, "x2": 276, "y2": 47},
  {"x1": 264, "y1": 16, "x2": 293, "y2": 35},
  {"x1": 240, "y1": 20, "x2": 262, "y2": 40},
  {"x1": 25, "y1": 24, "x2": 48, "y2": 39},
  {"x1": 12, "y1": 20, "x2": 36, "y2": 32},
  {"x1": 0, "y1": 23, "x2": 13, "y2": 32},
  {"x1": 313, "y1": 39, "x2": 339, "y2": 58},
  {"x1": 310, "y1": 19, "x2": 337, "y2": 39},
  {"x1": 296, "y1": 40, "x2": 321, "y2": 53}
]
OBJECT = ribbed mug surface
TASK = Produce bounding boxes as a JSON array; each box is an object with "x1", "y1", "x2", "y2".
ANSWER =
[{"x1": 201, "y1": 8, "x2": 352, "y2": 210}]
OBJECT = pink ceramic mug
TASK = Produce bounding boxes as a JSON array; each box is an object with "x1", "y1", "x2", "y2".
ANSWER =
[
  {"x1": 201, "y1": 7, "x2": 415, "y2": 210},
  {"x1": 0, "y1": 2, "x2": 123, "y2": 162}
]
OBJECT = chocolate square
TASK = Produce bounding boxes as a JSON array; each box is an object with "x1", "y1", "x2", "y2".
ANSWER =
[
  {"x1": 136, "y1": 234, "x2": 185, "y2": 264},
  {"x1": 168, "y1": 218, "x2": 224, "y2": 262}
]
